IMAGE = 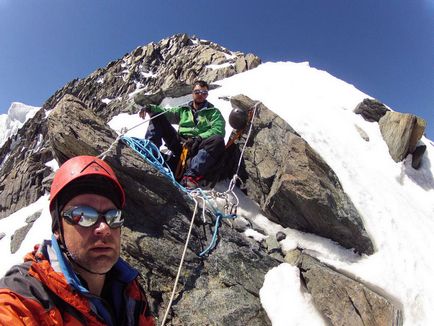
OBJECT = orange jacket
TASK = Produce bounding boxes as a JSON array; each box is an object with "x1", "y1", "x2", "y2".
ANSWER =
[{"x1": 0, "y1": 239, "x2": 155, "y2": 325}]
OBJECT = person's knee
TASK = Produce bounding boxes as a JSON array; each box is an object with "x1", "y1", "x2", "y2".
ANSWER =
[{"x1": 201, "y1": 135, "x2": 225, "y2": 154}]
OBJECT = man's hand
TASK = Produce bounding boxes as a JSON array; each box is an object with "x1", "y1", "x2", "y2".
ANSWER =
[{"x1": 139, "y1": 105, "x2": 152, "y2": 119}]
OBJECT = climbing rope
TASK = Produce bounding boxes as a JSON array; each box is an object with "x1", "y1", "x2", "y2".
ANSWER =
[
  {"x1": 97, "y1": 100, "x2": 261, "y2": 325},
  {"x1": 98, "y1": 109, "x2": 167, "y2": 160},
  {"x1": 160, "y1": 195, "x2": 200, "y2": 326}
]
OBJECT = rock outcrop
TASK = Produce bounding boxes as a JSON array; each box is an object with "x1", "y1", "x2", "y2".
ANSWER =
[
  {"x1": 230, "y1": 95, "x2": 374, "y2": 255},
  {"x1": 0, "y1": 108, "x2": 52, "y2": 219},
  {"x1": 354, "y1": 98, "x2": 390, "y2": 122},
  {"x1": 379, "y1": 111, "x2": 426, "y2": 163},
  {"x1": 47, "y1": 94, "x2": 278, "y2": 325},
  {"x1": 354, "y1": 98, "x2": 428, "y2": 169},
  {"x1": 298, "y1": 253, "x2": 403, "y2": 326}
]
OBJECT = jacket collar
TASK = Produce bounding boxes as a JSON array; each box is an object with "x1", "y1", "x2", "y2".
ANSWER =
[{"x1": 49, "y1": 234, "x2": 138, "y2": 294}]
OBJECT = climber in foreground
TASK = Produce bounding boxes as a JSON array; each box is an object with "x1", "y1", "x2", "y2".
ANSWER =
[
  {"x1": 139, "y1": 80, "x2": 226, "y2": 189},
  {"x1": 0, "y1": 156, "x2": 155, "y2": 325}
]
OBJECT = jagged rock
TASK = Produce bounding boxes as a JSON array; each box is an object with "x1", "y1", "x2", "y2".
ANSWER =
[
  {"x1": 0, "y1": 107, "x2": 52, "y2": 219},
  {"x1": 231, "y1": 95, "x2": 374, "y2": 255},
  {"x1": 284, "y1": 248, "x2": 302, "y2": 266},
  {"x1": 230, "y1": 216, "x2": 251, "y2": 232},
  {"x1": 10, "y1": 210, "x2": 42, "y2": 254},
  {"x1": 276, "y1": 231, "x2": 286, "y2": 242},
  {"x1": 265, "y1": 235, "x2": 281, "y2": 254},
  {"x1": 298, "y1": 253, "x2": 403, "y2": 325},
  {"x1": 412, "y1": 145, "x2": 427, "y2": 169},
  {"x1": 47, "y1": 94, "x2": 278, "y2": 325},
  {"x1": 354, "y1": 98, "x2": 390, "y2": 122},
  {"x1": 0, "y1": 232, "x2": 5, "y2": 241},
  {"x1": 379, "y1": 111, "x2": 427, "y2": 162},
  {"x1": 26, "y1": 210, "x2": 42, "y2": 224}
]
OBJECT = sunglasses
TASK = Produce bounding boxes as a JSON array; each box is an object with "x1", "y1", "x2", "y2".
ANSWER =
[
  {"x1": 62, "y1": 206, "x2": 124, "y2": 228},
  {"x1": 193, "y1": 90, "x2": 208, "y2": 95}
]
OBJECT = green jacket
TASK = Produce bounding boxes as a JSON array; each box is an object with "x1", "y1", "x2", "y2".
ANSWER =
[{"x1": 149, "y1": 101, "x2": 225, "y2": 139}]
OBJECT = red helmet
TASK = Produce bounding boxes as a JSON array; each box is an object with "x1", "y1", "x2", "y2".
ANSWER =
[{"x1": 49, "y1": 156, "x2": 126, "y2": 212}]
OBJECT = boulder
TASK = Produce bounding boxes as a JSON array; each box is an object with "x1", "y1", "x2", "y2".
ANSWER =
[
  {"x1": 231, "y1": 95, "x2": 374, "y2": 255},
  {"x1": 47, "y1": 94, "x2": 278, "y2": 325},
  {"x1": 354, "y1": 98, "x2": 390, "y2": 122},
  {"x1": 379, "y1": 111, "x2": 427, "y2": 162},
  {"x1": 298, "y1": 253, "x2": 403, "y2": 325}
]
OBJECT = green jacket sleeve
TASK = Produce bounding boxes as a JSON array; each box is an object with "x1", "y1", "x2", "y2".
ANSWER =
[
  {"x1": 198, "y1": 109, "x2": 226, "y2": 139},
  {"x1": 149, "y1": 104, "x2": 181, "y2": 124}
]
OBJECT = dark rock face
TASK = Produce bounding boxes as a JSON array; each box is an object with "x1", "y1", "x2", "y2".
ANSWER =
[
  {"x1": 379, "y1": 111, "x2": 426, "y2": 162},
  {"x1": 298, "y1": 253, "x2": 403, "y2": 326},
  {"x1": 354, "y1": 98, "x2": 390, "y2": 122},
  {"x1": 10, "y1": 210, "x2": 42, "y2": 254},
  {"x1": 47, "y1": 94, "x2": 278, "y2": 325},
  {"x1": 230, "y1": 95, "x2": 374, "y2": 255},
  {"x1": 50, "y1": 33, "x2": 261, "y2": 120},
  {"x1": 0, "y1": 107, "x2": 52, "y2": 219}
]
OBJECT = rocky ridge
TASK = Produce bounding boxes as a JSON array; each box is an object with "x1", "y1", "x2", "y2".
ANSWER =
[
  {"x1": 0, "y1": 33, "x2": 260, "y2": 219},
  {"x1": 0, "y1": 34, "x2": 414, "y2": 324}
]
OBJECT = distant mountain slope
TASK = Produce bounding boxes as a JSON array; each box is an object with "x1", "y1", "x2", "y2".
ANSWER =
[{"x1": 0, "y1": 102, "x2": 40, "y2": 147}]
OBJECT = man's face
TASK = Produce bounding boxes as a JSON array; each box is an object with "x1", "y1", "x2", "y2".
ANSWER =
[
  {"x1": 59, "y1": 194, "x2": 121, "y2": 274},
  {"x1": 192, "y1": 84, "x2": 208, "y2": 105}
]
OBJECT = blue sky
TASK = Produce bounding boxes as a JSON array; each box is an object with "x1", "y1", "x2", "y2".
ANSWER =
[{"x1": 1, "y1": 0, "x2": 433, "y2": 139}]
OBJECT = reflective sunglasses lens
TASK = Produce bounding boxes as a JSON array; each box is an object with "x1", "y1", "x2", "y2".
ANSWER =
[
  {"x1": 63, "y1": 206, "x2": 123, "y2": 228},
  {"x1": 194, "y1": 90, "x2": 208, "y2": 95},
  {"x1": 64, "y1": 206, "x2": 99, "y2": 227},
  {"x1": 104, "y1": 209, "x2": 124, "y2": 228}
]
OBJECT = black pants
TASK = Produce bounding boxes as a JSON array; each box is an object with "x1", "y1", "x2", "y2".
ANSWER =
[{"x1": 145, "y1": 114, "x2": 225, "y2": 177}]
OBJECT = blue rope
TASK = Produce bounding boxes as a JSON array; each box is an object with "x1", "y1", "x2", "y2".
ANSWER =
[
  {"x1": 198, "y1": 212, "x2": 237, "y2": 257},
  {"x1": 121, "y1": 136, "x2": 237, "y2": 256},
  {"x1": 121, "y1": 136, "x2": 188, "y2": 192}
]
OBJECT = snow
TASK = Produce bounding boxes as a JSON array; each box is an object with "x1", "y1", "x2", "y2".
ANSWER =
[
  {"x1": 206, "y1": 62, "x2": 233, "y2": 70},
  {"x1": 45, "y1": 159, "x2": 59, "y2": 171},
  {"x1": 140, "y1": 71, "x2": 156, "y2": 78},
  {"x1": 260, "y1": 264, "x2": 325, "y2": 325},
  {"x1": 1, "y1": 61, "x2": 433, "y2": 325},
  {"x1": 0, "y1": 102, "x2": 40, "y2": 147},
  {"x1": 101, "y1": 98, "x2": 112, "y2": 104}
]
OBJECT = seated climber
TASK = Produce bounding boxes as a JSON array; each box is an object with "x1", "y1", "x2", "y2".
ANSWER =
[{"x1": 139, "y1": 80, "x2": 226, "y2": 189}]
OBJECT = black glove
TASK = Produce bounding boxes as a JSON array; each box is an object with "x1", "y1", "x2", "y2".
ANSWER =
[
  {"x1": 184, "y1": 136, "x2": 202, "y2": 153},
  {"x1": 139, "y1": 104, "x2": 152, "y2": 119}
]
